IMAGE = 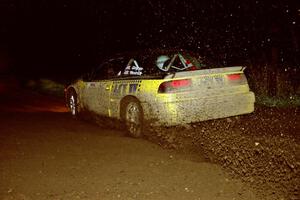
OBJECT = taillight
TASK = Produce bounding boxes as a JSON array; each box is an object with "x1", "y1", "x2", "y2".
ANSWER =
[
  {"x1": 158, "y1": 79, "x2": 191, "y2": 93},
  {"x1": 227, "y1": 74, "x2": 241, "y2": 80}
]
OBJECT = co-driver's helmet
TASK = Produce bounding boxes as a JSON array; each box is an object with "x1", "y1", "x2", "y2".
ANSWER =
[{"x1": 156, "y1": 55, "x2": 170, "y2": 71}]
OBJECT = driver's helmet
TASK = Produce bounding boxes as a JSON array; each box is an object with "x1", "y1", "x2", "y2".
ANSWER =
[{"x1": 156, "y1": 55, "x2": 170, "y2": 71}]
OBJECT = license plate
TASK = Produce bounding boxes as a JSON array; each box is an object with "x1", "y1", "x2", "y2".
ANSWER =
[{"x1": 197, "y1": 75, "x2": 225, "y2": 87}]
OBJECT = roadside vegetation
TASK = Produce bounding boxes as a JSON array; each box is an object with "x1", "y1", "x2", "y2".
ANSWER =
[
  {"x1": 256, "y1": 95, "x2": 300, "y2": 107},
  {"x1": 25, "y1": 79, "x2": 65, "y2": 97}
]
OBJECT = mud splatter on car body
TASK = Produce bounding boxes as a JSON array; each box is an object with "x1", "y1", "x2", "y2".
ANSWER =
[{"x1": 66, "y1": 50, "x2": 255, "y2": 135}]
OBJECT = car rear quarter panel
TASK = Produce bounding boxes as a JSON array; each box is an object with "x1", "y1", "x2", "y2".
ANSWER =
[
  {"x1": 137, "y1": 71, "x2": 255, "y2": 126},
  {"x1": 109, "y1": 79, "x2": 163, "y2": 119}
]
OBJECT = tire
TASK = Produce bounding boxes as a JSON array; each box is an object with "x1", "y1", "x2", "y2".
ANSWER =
[
  {"x1": 68, "y1": 90, "x2": 78, "y2": 118},
  {"x1": 124, "y1": 99, "x2": 143, "y2": 138}
]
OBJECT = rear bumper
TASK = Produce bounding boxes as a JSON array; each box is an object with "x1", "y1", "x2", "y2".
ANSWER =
[{"x1": 143, "y1": 92, "x2": 255, "y2": 126}]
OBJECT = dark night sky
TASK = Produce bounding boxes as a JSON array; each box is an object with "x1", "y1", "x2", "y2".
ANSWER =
[{"x1": 0, "y1": 0, "x2": 299, "y2": 80}]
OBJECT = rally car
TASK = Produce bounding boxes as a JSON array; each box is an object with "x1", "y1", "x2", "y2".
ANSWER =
[{"x1": 65, "y1": 49, "x2": 255, "y2": 137}]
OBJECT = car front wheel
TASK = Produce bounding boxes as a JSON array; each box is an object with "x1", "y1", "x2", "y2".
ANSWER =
[
  {"x1": 125, "y1": 100, "x2": 143, "y2": 138},
  {"x1": 68, "y1": 90, "x2": 78, "y2": 117}
]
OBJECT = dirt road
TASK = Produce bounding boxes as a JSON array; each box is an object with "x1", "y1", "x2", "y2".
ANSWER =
[{"x1": 0, "y1": 90, "x2": 259, "y2": 200}]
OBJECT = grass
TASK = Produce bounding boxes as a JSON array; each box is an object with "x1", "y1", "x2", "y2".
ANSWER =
[
  {"x1": 255, "y1": 95, "x2": 300, "y2": 107},
  {"x1": 26, "y1": 79, "x2": 65, "y2": 97}
]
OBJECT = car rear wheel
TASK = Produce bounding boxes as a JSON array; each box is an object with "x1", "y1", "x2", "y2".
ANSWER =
[
  {"x1": 124, "y1": 100, "x2": 143, "y2": 138},
  {"x1": 68, "y1": 90, "x2": 78, "y2": 117}
]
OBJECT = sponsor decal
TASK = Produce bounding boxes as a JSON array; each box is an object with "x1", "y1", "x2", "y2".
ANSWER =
[{"x1": 124, "y1": 60, "x2": 143, "y2": 76}]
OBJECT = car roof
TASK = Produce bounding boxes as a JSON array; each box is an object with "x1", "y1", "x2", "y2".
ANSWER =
[{"x1": 96, "y1": 49, "x2": 223, "y2": 76}]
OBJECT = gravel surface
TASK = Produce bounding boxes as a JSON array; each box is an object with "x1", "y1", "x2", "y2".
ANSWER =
[
  {"x1": 147, "y1": 106, "x2": 299, "y2": 200},
  {"x1": 0, "y1": 103, "x2": 259, "y2": 200},
  {"x1": 2, "y1": 90, "x2": 298, "y2": 199}
]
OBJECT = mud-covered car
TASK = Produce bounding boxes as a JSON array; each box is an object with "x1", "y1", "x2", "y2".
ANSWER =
[{"x1": 65, "y1": 49, "x2": 255, "y2": 137}]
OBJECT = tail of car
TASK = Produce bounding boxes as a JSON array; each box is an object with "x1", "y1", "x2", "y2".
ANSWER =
[{"x1": 140, "y1": 66, "x2": 255, "y2": 125}]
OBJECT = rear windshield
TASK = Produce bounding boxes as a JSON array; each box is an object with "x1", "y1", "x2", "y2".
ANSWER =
[
  {"x1": 93, "y1": 49, "x2": 223, "y2": 79},
  {"x1": 123, "y1": 49, "x2": 221, "y2": 76}
]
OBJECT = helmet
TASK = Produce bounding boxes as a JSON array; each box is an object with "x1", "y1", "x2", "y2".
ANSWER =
[{"x1": 156, "y1": 55, "x2": 170, "y2": 71}]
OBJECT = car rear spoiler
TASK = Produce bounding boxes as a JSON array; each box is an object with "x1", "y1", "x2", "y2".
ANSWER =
[{"x1": 164, "y1": 66, "x2": 245, "y2": 79}]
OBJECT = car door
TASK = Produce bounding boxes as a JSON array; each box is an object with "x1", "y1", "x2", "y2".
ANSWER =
[
  {"x1": 81, "y1": 63, "x2": 115, "y2": 116},
  {"x1": 93, "y1": 80, "x2": 112, "y2": 116},
  {"x1": 82, "y1": 56, "x2": 131, "y2": 117}
]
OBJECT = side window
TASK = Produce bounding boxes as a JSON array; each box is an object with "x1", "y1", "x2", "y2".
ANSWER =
[
  {"x1": 172, "y1": 55, "x2": 186, "y2": 69},
  {"x1": 92, "y1": 58, "x2": 127, "y2": 80},
  {"x1": 92, "y1": 64, "x2": 113, "y2": 80}
]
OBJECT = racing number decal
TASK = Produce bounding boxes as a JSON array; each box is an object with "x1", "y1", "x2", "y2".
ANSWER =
[
  {"x1": 113, "y1": 82, "x2": 140, "y2": 96},
  {"x1": 129, "y1": 84, "x2": 138, "y2": 93},
  {"x1": 113, "y1": 84, "x2": 127, "y2": 95}
]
